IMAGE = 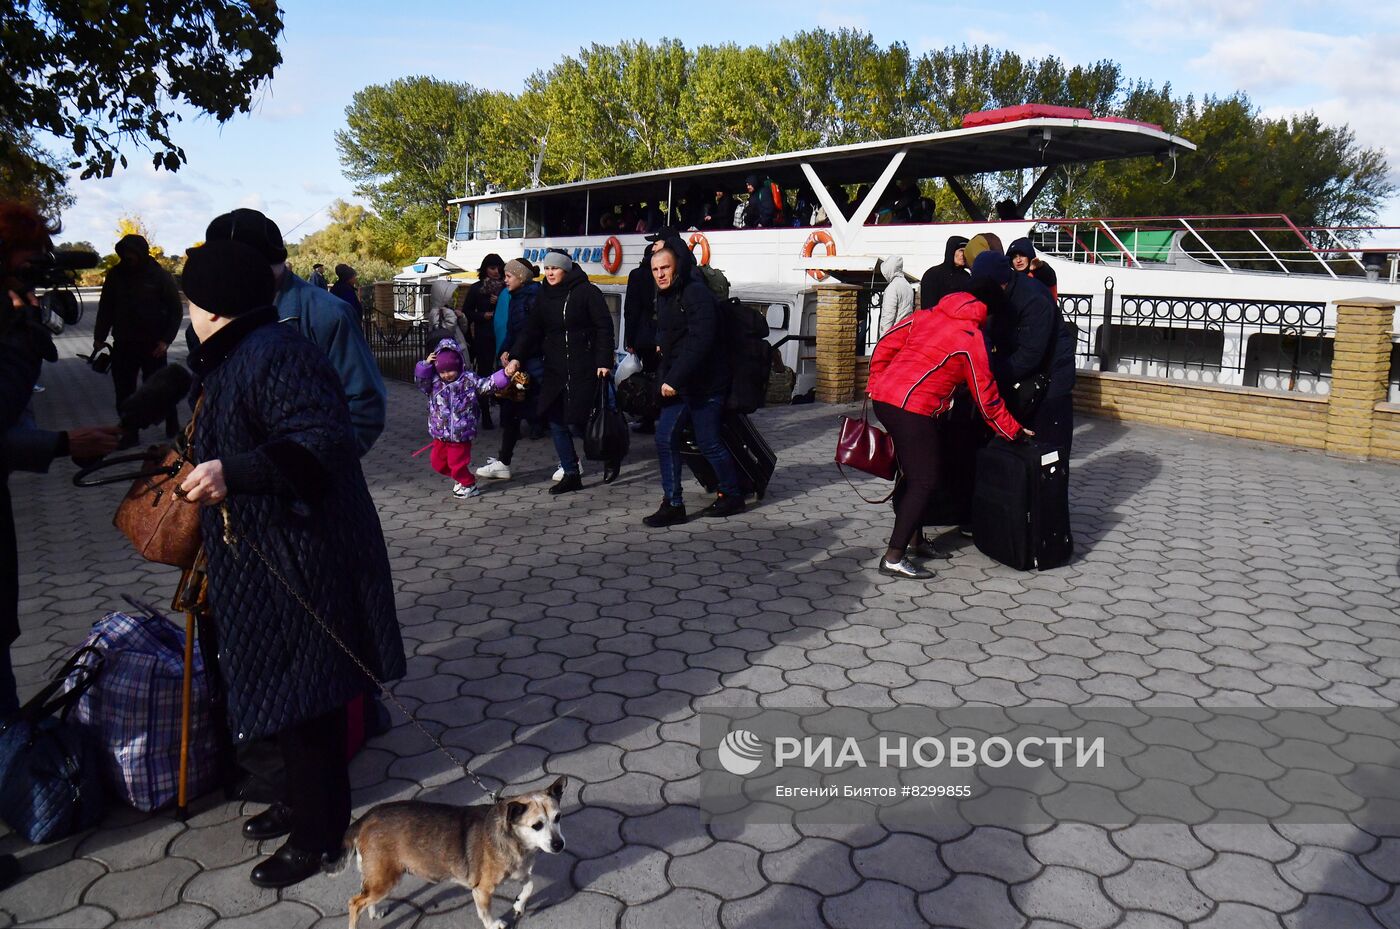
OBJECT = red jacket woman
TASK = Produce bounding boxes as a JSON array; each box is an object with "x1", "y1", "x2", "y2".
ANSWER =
[
  {"x1": 865, "y1": 292, "x2": 1026, "y2": 580},
  {"x1": 868, "y1": 292, "x2": 1023, "y2": 439}
]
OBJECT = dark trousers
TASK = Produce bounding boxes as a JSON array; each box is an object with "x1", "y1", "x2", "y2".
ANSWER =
[
  {"x1": 497, "y1": 399, "x2": 525, "y2": 466},
  {"x1": 280, "y1": 703, "x2": 350, "y2": 852},
  {"x1": 112, "y1": 343, "x2": 179, "y2": 438},
  {"x1": 873, "y1": 401, "x2": 944, "y2": 553}
]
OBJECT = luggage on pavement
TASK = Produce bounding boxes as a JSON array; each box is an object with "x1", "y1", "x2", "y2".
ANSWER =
[
  {"x1": 681, "y1": 410, "x2": 776, "y2": 500},
  {"x1": 584, "y1": 378, "x2": 629, "y2": 462},
  {"x1": 70, "y1": 605, "x2": 220, "y2": 812},
  {"x1": 972, "y1": 438, "x2": 1073, "y2": 570},
  {"x1": 0, "y1": 647, "x2": 106, "y2": 842}
]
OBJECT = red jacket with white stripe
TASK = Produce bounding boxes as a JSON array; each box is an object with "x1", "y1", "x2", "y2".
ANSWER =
[{"x1": 866, "y1": 292, "x2": 1024, "y2": 440}]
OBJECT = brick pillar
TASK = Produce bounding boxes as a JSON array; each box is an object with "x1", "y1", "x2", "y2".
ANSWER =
[
  {"x1": 816, "y1": 283, "x2": 861, "y2": 403},
  {"x1": 1325, "y1": 297, "x2": 1396, "y2": 458}
]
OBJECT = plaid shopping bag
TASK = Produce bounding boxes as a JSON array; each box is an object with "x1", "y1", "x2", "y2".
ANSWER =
[{"x1": 67, "y1": 608, "x2": 219, "y2": 812}]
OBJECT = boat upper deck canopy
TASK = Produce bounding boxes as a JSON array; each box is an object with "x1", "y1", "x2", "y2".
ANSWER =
[{"x1": 448, "y1": 114, "x2": 1197, "y2": 206}]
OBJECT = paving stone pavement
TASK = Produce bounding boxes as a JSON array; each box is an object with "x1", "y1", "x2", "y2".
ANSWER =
[{"x1": 2, "y1": 301, "x2": 1399, "y2": 928}]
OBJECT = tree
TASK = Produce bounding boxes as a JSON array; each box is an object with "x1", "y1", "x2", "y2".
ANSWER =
[
  {"x1": 336, "y1": 77, "x2": 514, "y2": 258},
  {"x1": 0, "y1": 124, "x2": 73, "y2": 216},
  {"x1": 1, "y1": 0, "x2": 283, "y2": 184},
  {"x1": 284, "y1": 199, "x2": 399, "y2": 283}
]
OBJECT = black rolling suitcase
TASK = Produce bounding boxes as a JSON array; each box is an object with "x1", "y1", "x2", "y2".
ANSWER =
[
  {"x1": 680, "y1": 411, "x2": 776, "y2": 500},
  {"x1": 972, "y1": 438, "x2": 1073, "y2": 570}
]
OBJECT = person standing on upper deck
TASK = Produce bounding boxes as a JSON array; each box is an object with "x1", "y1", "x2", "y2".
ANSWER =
[
  {"x1": 703, "y1": 188, "x2": 736, "y2": 230},
  {"x1": 742, "y1": 175, "x2": 776, "y2": 229}
]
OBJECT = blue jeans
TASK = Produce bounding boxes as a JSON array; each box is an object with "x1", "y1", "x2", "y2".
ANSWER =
[
  {"x1": 550, "y1": 419, "x2": 580, "y2": 476},
  {"x1": 656, "y1": 393, "x2": 740, "y2": 505}
]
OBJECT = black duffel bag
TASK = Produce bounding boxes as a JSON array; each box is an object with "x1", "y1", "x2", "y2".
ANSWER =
[{"x1": 615, "y1": 371, "x2": 660, "y2": 421}]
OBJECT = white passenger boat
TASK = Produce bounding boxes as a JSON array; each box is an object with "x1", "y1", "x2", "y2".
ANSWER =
[{"x1": 426, "y1": 106, "x2": 1398, "y2": 400}]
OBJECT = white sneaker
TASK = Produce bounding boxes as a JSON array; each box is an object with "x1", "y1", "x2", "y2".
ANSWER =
[
  {"x1": 552, "y1": 463, "x2": 584, "y2": 482},
  {"x1": 453, "y1": 483, "x2": 482, "y2": 498},
  {"x1": 476, "y1": 458, "x2": 512, "y2": 480}
]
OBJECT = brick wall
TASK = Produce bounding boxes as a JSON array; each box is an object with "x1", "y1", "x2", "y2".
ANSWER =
[
  {"x1": 1073, "y1": 373, "x2": 1330, "y2": 450},
  {"x1": 1372, "y1": 404, "x2": 1400, "y2": 462}
]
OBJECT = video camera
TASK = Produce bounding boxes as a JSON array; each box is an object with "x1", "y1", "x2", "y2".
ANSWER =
[{"x1": 17, "y1": 248, "x2": 100, "y2": 329}]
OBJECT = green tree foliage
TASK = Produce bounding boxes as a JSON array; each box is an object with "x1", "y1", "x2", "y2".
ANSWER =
[
  {"x1": 0, "y1": 0, "x2": 284, "y2": 209},
  {"x1": 339, "y1": 29, "x2": 1393, "y2": 255},
  {"x1": 0, "y1": 125, "x2": 74, "y2": 216},
  {"x1": 285, "y1": 200, "x2": 399, "y2": 283}
]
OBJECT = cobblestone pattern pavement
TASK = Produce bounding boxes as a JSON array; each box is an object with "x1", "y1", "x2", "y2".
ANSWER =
[{"x1": 1, "y1": 306, "x2": 1399, "y2": 928}]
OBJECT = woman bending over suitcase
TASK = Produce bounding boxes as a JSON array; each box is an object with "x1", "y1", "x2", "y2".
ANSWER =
[{"x1": 866, "y1": 269, "x2": 1029, "y2": 580}]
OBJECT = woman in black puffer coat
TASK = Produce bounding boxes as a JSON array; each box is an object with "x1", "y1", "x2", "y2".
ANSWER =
[
  {"x1": 178, "y1": 239, "x2": 405, "y2": 891},
  {"x1": 505, "y1": 250, "x2": 616, "y2": 491}
]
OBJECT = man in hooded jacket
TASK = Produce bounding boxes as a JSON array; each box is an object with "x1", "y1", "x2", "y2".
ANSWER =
[
  {"x1": 920, "y1": 235, "x2": 971, "y2": 308},
  {"x1": 743, "y1": 175, "x2": 777, "y2": 229},
  {"x1": 878, "y1": 256, "x2": 914, "y2": 337},
  {"x1": 94, "y1": 233, "x2": 184, "y2": 446},
  {"x1": 624, "y1": 242, "x2": 659, "y2": 433}
]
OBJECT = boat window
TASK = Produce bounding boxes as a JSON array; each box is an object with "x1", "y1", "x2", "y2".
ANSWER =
[
  {"x1": 500, "y1": 201, "x2": 525, "y2": 240},
  {"x1": 454, "y1": 206, "x2": 474, "y2": 241},
  {"x1": 475, "y1": 203, "x2": 501, "y2": 241}
]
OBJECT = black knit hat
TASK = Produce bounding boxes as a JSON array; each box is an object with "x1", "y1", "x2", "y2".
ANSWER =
[
  {"x1": 182, "y1": 240, "x2": 276, "y2": 317},
  {"x1": 334, "y1": 263, "x2": 355, "y2": 280},
  {"x1": 204, "y1": 208, "x2": 288, "y2": 264}
]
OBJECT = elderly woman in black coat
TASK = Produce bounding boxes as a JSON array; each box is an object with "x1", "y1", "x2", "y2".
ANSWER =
[
  {"x1": 178, "y1": 239, "x2": 405, "y2": 890},
  {"x1": 503, "y1": 250, "x2": 616, "y2": 491}
]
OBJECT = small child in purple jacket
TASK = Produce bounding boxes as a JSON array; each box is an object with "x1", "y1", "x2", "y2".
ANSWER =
[{"x1": 414, "y1": 338, "x2": 507, "y2": 498}]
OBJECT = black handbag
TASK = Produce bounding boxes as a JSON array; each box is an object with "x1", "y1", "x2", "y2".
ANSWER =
[
  {"x1": 584, "y1": 377, "x2": 629, "y2": 462},
  {"x1": 0, "y1": 647, "x2": 106, "y2": 843}
]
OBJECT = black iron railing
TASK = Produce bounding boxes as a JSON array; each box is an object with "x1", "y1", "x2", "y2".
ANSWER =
[
  {"x1": 1058, "y1": 281, "x2": 1332, "y2": 394},
  {"x1": 363, "y1": 315, "x2": 428, "y2": 383}
]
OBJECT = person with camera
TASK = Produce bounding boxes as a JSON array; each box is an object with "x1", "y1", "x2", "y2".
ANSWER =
[
  {"x1": 177, "y1": 238, "x2": 405, "y2": 888},
  {"x1": 93, "y1": 234, "x2": 184, "y2": 449}
]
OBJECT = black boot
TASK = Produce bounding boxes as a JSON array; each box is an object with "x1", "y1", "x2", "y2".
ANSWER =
[
  {"x1": 698, "y1": 493, "x2": 745, "y2": 518},
  {"x1": 602, "y1": 460, "x2": 621, "y2": 484},
  {"x1": 249, "y1": 842, "x2": 327, "y2": 889},
  {"x1": 643, "y1": 501, "x2": 688, "y2": 527},
  {"x1": 242, "y1": 802, "x2": 293, "y2": 841},
  {"x1": 549, "y1": 472, "x2": 583, "y2": 495}
]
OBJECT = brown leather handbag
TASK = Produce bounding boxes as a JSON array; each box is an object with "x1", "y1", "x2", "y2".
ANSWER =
[{"x1": 77, "y1": 401, "x2": 203, "y2": 569}]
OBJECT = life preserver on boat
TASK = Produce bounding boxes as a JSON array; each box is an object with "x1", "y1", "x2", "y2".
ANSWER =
[
  {"x1": 602, "y1": 236, "x2": 623, "y2": 274},
  {"x1": 802, "y1": 230, "x2": 836, "y2": 281},
  {"x1": 687, "y1": 232, "x2": 711, "y2": 266}
]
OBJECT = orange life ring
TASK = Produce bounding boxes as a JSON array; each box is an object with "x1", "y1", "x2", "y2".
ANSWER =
[
  {"x1": 687, "y1": 232, "x2": 711, "y2": 266},
  {"x1": 602, "y1": 236, "x2": 623, "y2": 274},
  {"x1": 802, "y1": 230, "x2": 836, "y2": 281}
]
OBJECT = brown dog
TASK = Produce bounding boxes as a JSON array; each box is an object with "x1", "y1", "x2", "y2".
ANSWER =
[{"x1": 329, "y1": 776, "x2": 567, "y2": 929}]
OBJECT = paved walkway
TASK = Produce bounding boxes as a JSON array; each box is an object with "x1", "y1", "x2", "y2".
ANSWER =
[{"x1": 3, "y1": 306, "x2": 1400, "y2": 928}]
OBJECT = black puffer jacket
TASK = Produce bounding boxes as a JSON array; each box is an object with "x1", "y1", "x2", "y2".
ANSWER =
[
  {"x1": 191, "y1": 308, "x2": 404, "y2": 743},
  {"x1": 624, "y1": 244, "x2": 657, "y2": 350},
  {"x1": 0, "y1": 319, "x2": 44, "y2": 647},
  {"x1": 919, "y1": 235, "x2": 971, "y2": 308},
  {"x1": 655, "y1": 276, "x2": 731, "y2": 401},
  {"x1": 985, "y1": 273, "x2": 1069, "y2": 397},
  {"x1": 94, "y1": 256, "x2": 183, "y2": 347},
  {"x1": 509, "y1": 265, "x2": 614, "y2": 425}
]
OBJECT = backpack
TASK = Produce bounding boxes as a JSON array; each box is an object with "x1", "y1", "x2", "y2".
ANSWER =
[
  {"x1": 697, "y1": 265, "x2": 731, "y2": 301},
  {"x1": 718, "y1": 297, "x2": 771, "y2": 413}
]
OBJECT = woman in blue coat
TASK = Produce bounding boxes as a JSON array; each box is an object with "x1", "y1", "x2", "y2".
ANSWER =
[{"x1": 178, "y1": 239, "x2": 405, "y2": 890}]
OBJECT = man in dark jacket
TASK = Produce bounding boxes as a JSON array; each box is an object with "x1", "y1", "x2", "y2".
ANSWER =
[
  {"x1": 703, "y1": 188, "x2": 736, "y2": 230},
  {"x1": 624, "y1": 242, "x2": 659, "y2": 433},
  {"x1": 504, "y1": 251, "x2": 616, "y2": 491},
  {"x1": 743, "y1": 175, "x2": 777, "y2": 229},
  {"x1": 977, "y1": 250, "x2": 1076, "y2": 454},
  {"x1": 920, "y1": 235, "x2": 970, "y2": 308},
  {"x1": 178, "y1": 239, "x2": 404, "y2": 889},
  {"x1": 309, "y1": 263, "x2": 329, "y2": 289},
  {"x1": 643, "y1": 244, "x2": 743, "y2": 527},
  {"x1": 200, "y1": 209, "x2": 387, "y2": 455},
  {"x1": 94, "y1": 234, "x2": 184, "y2": 446}
]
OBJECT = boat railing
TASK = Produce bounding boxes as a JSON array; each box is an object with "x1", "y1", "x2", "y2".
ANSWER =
[{"x1": 1034, "y1": 215, "x2": 1400, "y2": 283}]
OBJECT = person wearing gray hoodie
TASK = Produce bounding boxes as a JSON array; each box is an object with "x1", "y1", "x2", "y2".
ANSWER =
[{"x1": 878, "y1": 256, "x2": 914, "y2": 337}]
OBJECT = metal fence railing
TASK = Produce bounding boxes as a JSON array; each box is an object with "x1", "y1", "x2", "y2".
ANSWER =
[
  {"x1": 363, "y1": 315, "x2": 428, "y2": 383},
  {"x1": 1058, "y1": 280, "x2": 1332, "y2": 394}
]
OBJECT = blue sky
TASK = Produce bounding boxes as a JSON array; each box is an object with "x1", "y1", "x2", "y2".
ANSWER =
[{"x1": 51, "y1": 0, "x2": 1400, "y2": 253}]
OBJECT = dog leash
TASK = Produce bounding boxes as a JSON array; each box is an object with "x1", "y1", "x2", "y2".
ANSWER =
[{"x1": 216, "y1": 505, "x2": 501, "y2": 802}]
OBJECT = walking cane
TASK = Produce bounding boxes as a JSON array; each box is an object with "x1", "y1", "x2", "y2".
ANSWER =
[{"x1": 171, "y1": 552, "x2": 209, "y2": 822}]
